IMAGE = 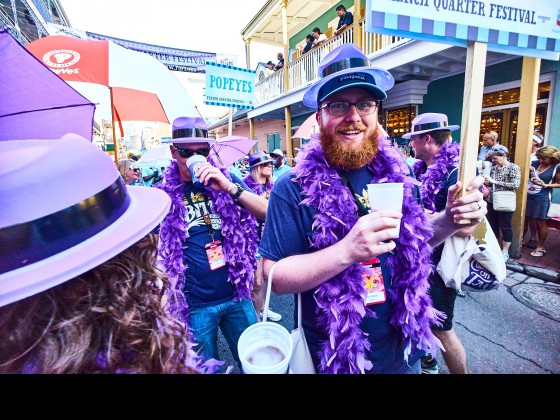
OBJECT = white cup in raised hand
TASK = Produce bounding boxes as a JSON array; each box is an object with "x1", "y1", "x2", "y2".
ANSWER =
[{"x1": 367, "y1": 183, "x2": 404, "y2": 237}]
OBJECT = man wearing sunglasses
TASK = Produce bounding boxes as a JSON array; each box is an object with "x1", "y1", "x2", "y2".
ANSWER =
[{"x1": 157, "y1": 116, "x2": 268, "y2": 373}]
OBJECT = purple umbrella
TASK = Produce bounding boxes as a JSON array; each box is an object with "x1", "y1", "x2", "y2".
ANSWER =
[
  {"x1": 0, "y1": 29, "x2": 95, "y2": 141},
  {"x1": 209, "y1": 135, "x2": 258, "y2": 168}
]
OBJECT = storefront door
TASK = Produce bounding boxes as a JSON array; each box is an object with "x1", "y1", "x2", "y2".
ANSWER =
[
  {"x1": 479, "y1": 80, "x2": 550, "y2": 164},
  {"x1": 480, "y1": 104, "x2": 547, "y2": 163}
]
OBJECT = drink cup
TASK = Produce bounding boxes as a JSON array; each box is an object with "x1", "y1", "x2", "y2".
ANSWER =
[
  {"x1": 237, "y1": 322, "x2": 292, "y2": 374},
  {"x1": 367, "y1": 183, "x2": 404, "y2": 236},
  {"x1": 186, "y1": 154, "x2": 211, "y2": 189}
]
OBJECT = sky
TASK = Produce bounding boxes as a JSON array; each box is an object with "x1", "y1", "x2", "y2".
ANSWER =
[{"x1": 59, "y1": 0, "x2": 276, "y2": 119}]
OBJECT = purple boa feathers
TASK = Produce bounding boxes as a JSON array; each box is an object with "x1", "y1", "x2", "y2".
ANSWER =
[
  {"x1": 156, "y1": 161, "x2": 190, "y2": 320},
  {"x1": 293, "y1": 134, "x2": 444, "y2": 374},
  {"x1": 157, "y1": 159, "x2": 259, "y2": 310},
  {"x1": 413, "y1": 141, "x2": 460, "y2": 212},
  {"x1": 243, "y1": 175, "x2": 273, "y2": 198}
]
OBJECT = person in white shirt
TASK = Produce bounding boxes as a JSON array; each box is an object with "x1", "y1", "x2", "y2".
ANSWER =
[
  {"x1": 530, "y1": 133, "x2": 544, "y2": 162},
  {"x1": 478, "y1": 131, "x2": 499, "y2": 161},
  {"x1": 311, "y1": 27, "x2": 328, "y2": 48}
]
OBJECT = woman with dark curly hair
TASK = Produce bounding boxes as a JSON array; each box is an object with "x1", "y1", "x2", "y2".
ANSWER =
[
  {"x1": 0, "y1": 135, "x2": 217, "y2": 374},
  {"x1": 524, "y1": 145, "x2": 560, "y2": 257}
]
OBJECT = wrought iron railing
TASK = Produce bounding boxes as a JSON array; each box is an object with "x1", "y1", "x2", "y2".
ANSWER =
[{"x1": 253, "y1": 19, "x2": 406, "y2": 108}]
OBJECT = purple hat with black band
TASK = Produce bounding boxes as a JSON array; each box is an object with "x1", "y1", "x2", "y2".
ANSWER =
[
  {"x1": 248, "y1": 151, "x2": 274, "y2": 168},
  {"x1": 162, "y1": 116, "x2": 216, "y2": 145},
  {"x1": 402, "y1": 113, "x2": 460, "y2": 139},
  {"x1": 303, "y1": 43, "x2": 394, "y2": 109},
  {"x1": 0, "y1": 134, "x2": 171, "y2": 307}
]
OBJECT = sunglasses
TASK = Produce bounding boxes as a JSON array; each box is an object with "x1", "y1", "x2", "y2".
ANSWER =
[
  {"x1": 174, "y1": 146, "x2": 210, "y2": 159},
  {"x1": 130, "y1": 167, "x2": 140, "y2": 173}
]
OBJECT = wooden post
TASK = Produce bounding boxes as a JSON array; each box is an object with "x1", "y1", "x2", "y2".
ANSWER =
[
  {"x1": 457, "y1": 41, "x2": 487, "y2": 223},
  {"x1": 228, "y1": 107, "x2": 233, "y2": 136},
  {"x1": 249, "y1": 117, "x2": 256, "y2": 152},
  {"x1": 245, "y1": 38, "x2": 251, "y2": 69},
  {"x1": 109, "y1": 87, "x2": 119, "y2": 166},
  {"x1": 510, "y1": 56, "x2": 541, "y2": 258},
  {"x1": 353, "y1": 0, "x2": 361, "y2": 49},
  {"x1": 285, "y1": 106, "x2": 292, "y2": 163},
  {"x1": 281, "y1": 0, "x2": 289, "y2": 93}
]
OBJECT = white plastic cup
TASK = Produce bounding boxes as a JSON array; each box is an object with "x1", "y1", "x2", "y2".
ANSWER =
[
  {"x1": 237, "y1": 322, "x2": 293, "y2": 374},
  {"x1": 186, "y1": 154, "x2": 211, "y2": 188},
  {"x1": 367, "y1": 183, "x2": 404, "y2": 236}
]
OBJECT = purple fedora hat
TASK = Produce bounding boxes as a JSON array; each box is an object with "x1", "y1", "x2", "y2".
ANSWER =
[
  {"x1": 402, "y1": 113, "x2": 460, "y2": 139},
  {"x1": 303, "y1": 43, "x2": 394, "y2": 109},
  {"x1": 248, "y1": 151, "x2": 274, "y2": 168},
  {"x1": 0, "y1": 134, "x2": 171, "y2": 307},
  {"x1": 162, "y1": 116, "x2": 217, "y2": 145}
]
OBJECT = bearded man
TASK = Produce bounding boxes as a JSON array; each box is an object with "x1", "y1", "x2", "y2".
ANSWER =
[{"x1": 258, "y1": 43, "x2": 487, "y2": 374}]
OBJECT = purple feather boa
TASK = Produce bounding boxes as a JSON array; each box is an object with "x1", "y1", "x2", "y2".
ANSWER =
[
  {"x1": 157, "y1": 160, "x2": 259, "y2": 316},
  {"x1": 412, "y1": 141, "x2": 460, "y2": 212},
  {"x1": 243, "y1": 175, "x2": 273, "y2": 198},
  {"x1": 293, "y1": 134, "x2": 444, "y2": 374},
  {"x1": 243, "y1": 175, "x2": 272, "y2": 241}
]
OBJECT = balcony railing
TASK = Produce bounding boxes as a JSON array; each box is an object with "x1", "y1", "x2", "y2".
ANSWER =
[{"x1": 253, "y1": 19, "x2": 406, "y2": 108}]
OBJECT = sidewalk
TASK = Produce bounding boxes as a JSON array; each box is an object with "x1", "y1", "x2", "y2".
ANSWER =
[{"x1": 507, "y1": 224, "x2": 560, "y2": 283}]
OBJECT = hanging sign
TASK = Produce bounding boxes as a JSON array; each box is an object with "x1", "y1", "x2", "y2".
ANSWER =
[
  {"x1": 365, "y1": 0, "x2": 560, "y2": 60},
  {"x1": 205, "y1": 62, "x2": 255, "y2": 109}
]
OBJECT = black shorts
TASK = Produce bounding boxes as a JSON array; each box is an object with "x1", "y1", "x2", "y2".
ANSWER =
[{"x1": 428, "y1": 272, "x2": 457, "y2": 331}]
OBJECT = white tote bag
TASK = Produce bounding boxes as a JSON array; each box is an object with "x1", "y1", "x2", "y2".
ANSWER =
[
  {"x1": 263, "y1": 262, "x2": 316, "y2": 374},
  {"x1": 436, "y1": 217, "x2": 506, "y2": 293}
]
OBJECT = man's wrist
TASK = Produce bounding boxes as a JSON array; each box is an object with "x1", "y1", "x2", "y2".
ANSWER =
[{"x1": 231, "y1": 183, "x2": 245, "y2": 199}]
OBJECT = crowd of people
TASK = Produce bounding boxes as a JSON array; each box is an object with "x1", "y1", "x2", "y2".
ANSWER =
[
  {"x1": 2, "y1": 41, "x2": 556, "y2": 375},
  {"x1": 477, "y1": 131, "x2": 560, "y2": 259}
]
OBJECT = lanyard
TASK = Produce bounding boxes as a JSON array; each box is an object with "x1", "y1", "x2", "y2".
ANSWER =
[
  {"x1": 202, "y1": 213, "x2": 215, "y2": 242},
  {"x1": 339, "y1": 173, "x2": 368, "y2": 217}
]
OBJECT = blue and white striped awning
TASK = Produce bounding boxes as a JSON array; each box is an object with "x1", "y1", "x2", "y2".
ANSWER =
[{"x1": 365, "y1": 0, "x2": 560, "y2": 61}]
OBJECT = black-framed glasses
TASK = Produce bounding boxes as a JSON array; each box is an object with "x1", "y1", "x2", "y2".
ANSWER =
[
  {"x1": 174, "y1": 146, "x2": 210, "y2": 159},
  {"x1": 320, "y1": 100, "x2": 378, "y2": 116},
  {"x1": 130, "y1": 167, "x2": 140, "y2": 173}
]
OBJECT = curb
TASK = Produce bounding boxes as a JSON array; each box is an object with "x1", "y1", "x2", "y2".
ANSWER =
[{"x1": 506, "y1": 260, "x2": 560, "y2": 284}]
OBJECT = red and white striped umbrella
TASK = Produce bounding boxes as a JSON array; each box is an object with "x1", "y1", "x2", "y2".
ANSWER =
[{"x1": 26, "y1": 35, "x2": 198, "y2": 129}]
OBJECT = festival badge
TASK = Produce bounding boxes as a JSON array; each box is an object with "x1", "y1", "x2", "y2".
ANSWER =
[{"x1": 361, "y1": 257, "x2": 386, "y2": 305}]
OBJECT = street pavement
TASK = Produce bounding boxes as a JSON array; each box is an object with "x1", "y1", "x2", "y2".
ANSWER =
[{"x1": 218, "y1": 267, "x2": 560, "y2": 374}]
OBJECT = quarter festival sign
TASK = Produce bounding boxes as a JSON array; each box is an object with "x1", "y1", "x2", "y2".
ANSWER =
[{"x1": 366, "y1": 0, "x2": 560, "y2": 59}]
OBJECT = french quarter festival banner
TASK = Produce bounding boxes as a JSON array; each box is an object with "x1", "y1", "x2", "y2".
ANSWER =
[{"x1": 365, "y1": 0, "x2": 560, "y2": 60}]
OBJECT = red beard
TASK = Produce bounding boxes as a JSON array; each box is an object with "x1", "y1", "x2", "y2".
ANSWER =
[{"x1": 320, "y1": 124, "x2": 380, "y2": 170}]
